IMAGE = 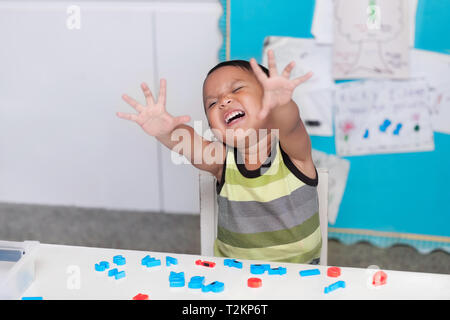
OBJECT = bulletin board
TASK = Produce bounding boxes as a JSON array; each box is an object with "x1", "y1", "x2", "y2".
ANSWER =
[{"x1": 219, "y1": 0, "x2": 450, "y2": 253}]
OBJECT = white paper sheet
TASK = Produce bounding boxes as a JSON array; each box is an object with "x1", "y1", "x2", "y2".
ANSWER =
[
  {"x1": 262, "y1": 36, "x2": 334, "y2": 136},
  {"x1": 312, "y1": 149, "x2": 350, "y2": 225},
  {"x1": 311, "y1": 0, "x2": 335, "y2": 45},
  {"x1": 312, "y1": 0, "x2": 417, "y2": 47},
  {"x1": 334, "y1": 79, "x2": 435, "y2": 156},
  {"x1": 410, "y1": 49, "x2": 450, "y2": 133},
  {"x1": 428, "y1": 81, "x2": 450, "y2": 134},
  {"x1": 409, "y1": 0, "x2": 418, "y2": 47},
  {"x1": 410, "y1": 48, "x2": 450, "y2": 87},
  {"x1": 333, "y1": 0, "x2": 410, "y2": 80}
]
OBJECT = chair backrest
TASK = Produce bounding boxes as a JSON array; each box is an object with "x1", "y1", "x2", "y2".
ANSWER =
[
  {"x1": 199, "y1": 168, "x2": 328, "y2": 265},
  {"x1": 199, "y1": 171, "x2": 218, "y2": 257},
  {"x1": 316, "y1": 168, "x2": 328, "y2": 266}
]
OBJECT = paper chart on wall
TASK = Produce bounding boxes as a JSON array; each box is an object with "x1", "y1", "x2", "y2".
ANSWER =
[
  {"x1": 312, "y1": 0, "x2": 417, "y2": 47},
  {"x1": 334, "y1": 79, "x2": 435, "y2": 156},
  {"x1": 262, "y1": 36, "x2": 334, "y2": 136},
  {"x1": 410, "y1": 49, "x2": 450, "y2": 134},
  {"x1": 332, "y1": 0, "x2": 410, "y2": 80},
  {"x1": 311, "y1": 149, "x2": 350, "y2": 225}
]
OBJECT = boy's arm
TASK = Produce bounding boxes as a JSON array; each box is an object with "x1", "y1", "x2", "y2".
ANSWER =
[
  {"x1": 156, "y1": 124, "x2": 225, "y2": 178},
  {"x1": 250, "y1": 50, "x2": 314, "y2": 165},
  {"x1": 266, "y1": 99, "x2": 312, "y2": 163},
  {"x1": 117, "y1": 79, "x2": 225, "y2": 178}
]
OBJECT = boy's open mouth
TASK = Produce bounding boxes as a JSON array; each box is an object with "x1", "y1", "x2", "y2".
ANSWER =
[{"x1": 224, "y1": 109, "x2": 246, "y2": 126}]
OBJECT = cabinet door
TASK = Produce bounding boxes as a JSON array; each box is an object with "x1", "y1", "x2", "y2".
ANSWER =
[
  {"x1": 154, "y1": 2, "x2": 222, "y2": 214},
  {"x1": 0, "y1": 3, "x2": 161, "y2": 211}
]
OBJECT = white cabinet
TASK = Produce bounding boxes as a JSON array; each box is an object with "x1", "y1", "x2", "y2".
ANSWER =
[
  {"x1": 155, "y1": 4, "x2": 222, "y2": 214},
  {"x1": 0, "y1": 0, "x2": 222, "y2": 213}
]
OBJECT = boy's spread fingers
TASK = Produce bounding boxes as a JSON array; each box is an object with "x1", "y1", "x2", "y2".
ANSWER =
[
  {"x1": 259, "y1": 111, "x2": 268, "y2": 121},
  {"x1": 116, "y1": 111, "x2": 138, "y2": 122},
  {"x1": 158, "y1": 79, "x2": 166, "y2": 107},
  {"x1": 267, "y1": 50, "x2": 278, "y2": 76},
  {"x1": 122, "y1": 94, "x2": 144, "y2": 113},
  {"x1": 293, "y1": 71, "x2": 313, "y2": 86},
  {"x1": 141, "y1": 82, "x2": 155, "y2": 106},
  {"x1": 175, "y1": 115, "x2": 191, "y2": 125},
  {"x1": 258, "y1": 106, "x2": 269, "y2": 120},
  {"x1": 249, "y1": 58, "x2": 268, "y2": 83},
  {"x1": 282, "y1": 61, "x2": 295, "y2": 78}
]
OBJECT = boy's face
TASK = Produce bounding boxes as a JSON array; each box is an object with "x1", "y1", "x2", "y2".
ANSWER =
[{"x1": 203, "y1": 66, "x2": 265, "y2": 147}]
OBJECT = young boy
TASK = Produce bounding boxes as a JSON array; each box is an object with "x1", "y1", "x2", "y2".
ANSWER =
[{"x1": 117, "y1": 50, "x2": 321, "y2": 264}]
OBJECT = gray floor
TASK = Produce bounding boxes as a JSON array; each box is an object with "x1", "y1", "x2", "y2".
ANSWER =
[{"x1": 1, "y1": 201, "x2": 449, "y2": 274}]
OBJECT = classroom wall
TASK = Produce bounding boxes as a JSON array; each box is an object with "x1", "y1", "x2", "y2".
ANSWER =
[{"x1": 0, "y1": 0, "x2": 222, "y2": 213}]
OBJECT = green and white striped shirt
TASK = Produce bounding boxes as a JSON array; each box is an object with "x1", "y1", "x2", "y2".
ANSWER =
[{"x1": 214, "y1": 140, "x2": 322, "y2": 264}]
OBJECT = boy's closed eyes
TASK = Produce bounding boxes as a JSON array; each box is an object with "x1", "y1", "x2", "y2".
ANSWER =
[{"x1": 205, "y1": 80, "x2": 245, "y2": 109}]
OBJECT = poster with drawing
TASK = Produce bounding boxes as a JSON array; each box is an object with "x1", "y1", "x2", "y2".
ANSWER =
[
  {"x1": 334, "y1": 80, "x2": 435, "y2": 156},
  {"x1": 333, "y1": 0, "x2": 410, "y2": 79}
]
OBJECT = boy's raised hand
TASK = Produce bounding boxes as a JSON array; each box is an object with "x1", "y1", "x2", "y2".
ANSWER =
[
  {"x1": 250, "y1": 50, "x2": 313, "y2": 120},
  {"x1": 117, "y1": 79, "x2": 190, "y2": 137}
]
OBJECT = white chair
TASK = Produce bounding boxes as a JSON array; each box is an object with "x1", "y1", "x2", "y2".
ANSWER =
[{"x1": 199, "y1": 168, "x2": 329, "y2": 266}]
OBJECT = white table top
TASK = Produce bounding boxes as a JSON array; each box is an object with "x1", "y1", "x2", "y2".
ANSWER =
[{"x1": 22, "y1": 243, "x2": 450, "y2": 300}]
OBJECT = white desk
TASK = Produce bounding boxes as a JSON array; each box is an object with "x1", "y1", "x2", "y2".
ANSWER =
[{"x1": 22, "y1": 243, "x2": 450, "y2": 300}]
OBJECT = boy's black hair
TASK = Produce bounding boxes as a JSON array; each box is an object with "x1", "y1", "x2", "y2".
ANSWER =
[{"x1": 206, "y1": 59, "x2": 270, "y2": 78}]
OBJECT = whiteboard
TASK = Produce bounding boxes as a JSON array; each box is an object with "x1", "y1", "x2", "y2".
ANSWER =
[{"x1": 0, "y1": 2, "x2": 161, "y2": 211}]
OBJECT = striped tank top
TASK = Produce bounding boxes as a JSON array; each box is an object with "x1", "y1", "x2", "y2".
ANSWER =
[{"x1": 214, "y1": 140, "x2": 322, "y2": 264}]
